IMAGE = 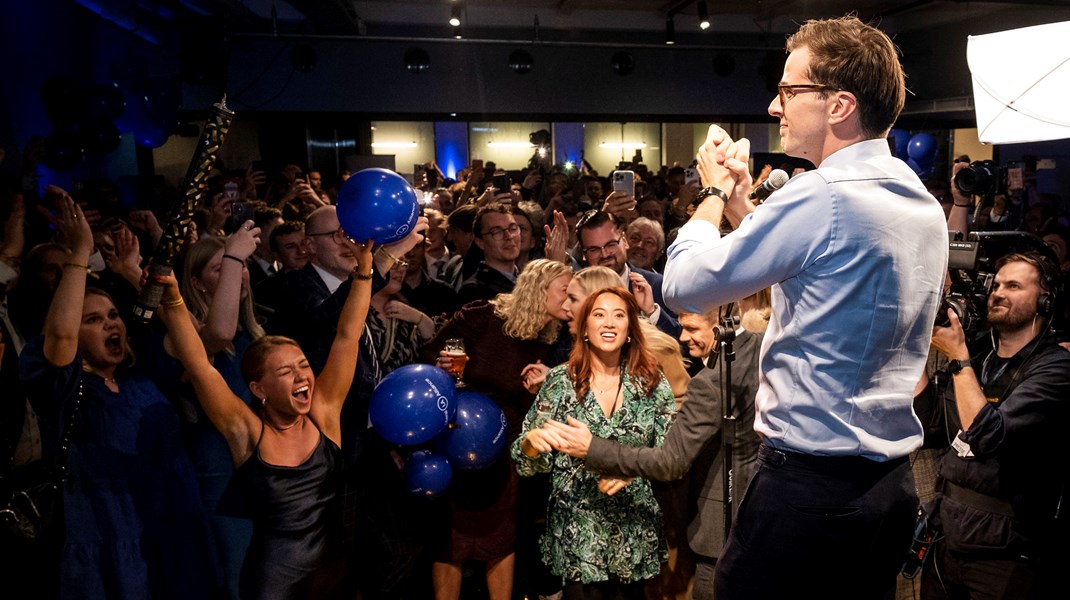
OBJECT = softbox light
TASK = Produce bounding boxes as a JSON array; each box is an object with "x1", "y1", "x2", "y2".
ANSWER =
[{"x1": 967, "y1": 20, "x2": 1070, "y2": 144}]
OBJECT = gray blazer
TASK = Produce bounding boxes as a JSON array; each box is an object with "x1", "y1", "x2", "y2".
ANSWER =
[{"x1": 585, "y1": 330, "x2": 763, "y2": 558}]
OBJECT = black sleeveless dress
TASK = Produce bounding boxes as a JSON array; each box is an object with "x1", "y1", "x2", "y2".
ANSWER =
[{"x1": 234, "y1": 422, "x2": 346, "y2": 599}]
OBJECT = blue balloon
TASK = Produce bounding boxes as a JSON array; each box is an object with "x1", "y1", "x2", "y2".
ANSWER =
[
  {"x1": 906, "y1": 158, "x2": 923, "y2": 175},
  {"x1": 435, "y1": 391, "x2": 508, "y2": 470},
  {"x1": 403, "y1": 451, "x2": 453, "y2": 497},
  {"x1": 370, "y1": 364, "x2": 456, "y2": 446},
  {"x1": 336, "y1": 168, "x2": 420, "y2": 244},
  {"x1": 888, "y1": 128, "x2": 910, "y2": 159},
  {"x1": 134, "y1": 124, "x2": 170, "y2": 149},
  {"x1": 907, "y1": 132, "x2": 937, "y2": 164},
  {"x1": 83, "y1": 83, "x2": 126, "y2": 123}
]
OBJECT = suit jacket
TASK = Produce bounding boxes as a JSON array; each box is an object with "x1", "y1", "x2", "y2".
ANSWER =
[
  {"x1": 629, "y1": 265, "x2": 681, "y2": 340},
  {"x1": 585, "y1": 329, "x2": 763, "y2": 559}
]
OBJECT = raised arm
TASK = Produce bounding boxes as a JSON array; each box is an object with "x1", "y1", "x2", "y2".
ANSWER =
[
  {"x1": 199, "y1": 223, "x2": 260, "y2": 355},
  {"x1": 42, "y1": 188, "x2": 93, "y2": 367},
  {"x1": 312, "y1": 238, "x2": 375, "y2": 418},
  {"x1": 947, "y1": 159, "x2": 973, "y2": 235},
  {"x1": 157, "y1": 273, "x2": 259, "y2": 463}
]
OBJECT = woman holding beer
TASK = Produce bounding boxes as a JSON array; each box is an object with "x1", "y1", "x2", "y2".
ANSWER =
[{"x1": 421, "y1": 258, "x2": 572, "y2": 600}]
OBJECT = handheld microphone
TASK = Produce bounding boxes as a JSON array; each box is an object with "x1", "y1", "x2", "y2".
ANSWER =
[{"x1": 749, "y1": 169, "x2": 789, "y2": 202}]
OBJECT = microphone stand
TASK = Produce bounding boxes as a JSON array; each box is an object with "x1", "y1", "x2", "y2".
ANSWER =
[{"x1": 715, "y1": 302, "x2": 737, "y2": 542}]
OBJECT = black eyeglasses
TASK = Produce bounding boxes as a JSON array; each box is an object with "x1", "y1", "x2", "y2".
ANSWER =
[
  {"x1": 777, "y1": 83, "x2": 839, "y2": 105},
  {"x1": 481, "y1": 223, "x2": 521, "y2": 241},
  {"x1": 582, "y1": 234, "x2": 624, "y2": 259}
]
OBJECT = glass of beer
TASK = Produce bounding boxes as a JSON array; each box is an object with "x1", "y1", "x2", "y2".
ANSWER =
[{"x1": 443, "y1": 338, "x2": 468, "y2": 388}]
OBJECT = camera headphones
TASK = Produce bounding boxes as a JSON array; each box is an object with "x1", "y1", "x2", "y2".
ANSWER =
[{"x1": 1033, "y1": 256, "x2": 1059, "y2": 318}]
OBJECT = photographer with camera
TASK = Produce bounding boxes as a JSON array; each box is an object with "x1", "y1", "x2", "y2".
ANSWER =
[{"x1": 914, "y1": 251, "x2": 1070, "y2": 598}]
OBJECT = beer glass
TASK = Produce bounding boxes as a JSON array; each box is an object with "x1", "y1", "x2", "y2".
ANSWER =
[{"x1": 443, "y1": 338, "x2": 468, "y2": 388}]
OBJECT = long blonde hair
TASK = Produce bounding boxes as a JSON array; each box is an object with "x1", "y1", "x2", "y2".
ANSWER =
[
  {"x1": 181, "y1": 236, "x2": 265, "y2": 350},
  {"x1": 491, "y1": 259, "x2": 572, "y2": 343}
]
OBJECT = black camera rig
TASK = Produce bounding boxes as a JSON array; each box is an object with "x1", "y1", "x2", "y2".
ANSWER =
[{"x1": 938, "y1": 230, "x2": 1058, "y2": 331}]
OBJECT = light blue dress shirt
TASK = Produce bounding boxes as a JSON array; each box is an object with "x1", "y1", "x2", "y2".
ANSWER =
[{"x1": 664, "y1": 139, "x2": 949, "y2": 460}]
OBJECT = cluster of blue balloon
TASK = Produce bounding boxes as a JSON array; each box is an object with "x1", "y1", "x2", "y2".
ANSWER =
[
  {"x1": 889, "y1": 129, "x2": 938, "y2": 180},
  {"x1": 39, "y1": 57, "x2": 180, "y2": 171},
  {"x1": 370, "y1": 365, "x2": 508, "y2": 498},
  {"x1": 110, "y1": 56, "x2": 181, "y2": 150}
]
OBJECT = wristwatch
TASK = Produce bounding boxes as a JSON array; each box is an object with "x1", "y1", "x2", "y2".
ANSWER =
[
  {"x1": 691, "y1": 186, "x2": 729, "y2": 207},
  {"x1": 948, "y1": 358, "x2": 972, "y2": 375}
]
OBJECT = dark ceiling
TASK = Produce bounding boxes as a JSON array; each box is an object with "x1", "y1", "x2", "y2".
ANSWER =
[{"x1": 70, "y1": 0, "x2": 1070, "y2": 44}]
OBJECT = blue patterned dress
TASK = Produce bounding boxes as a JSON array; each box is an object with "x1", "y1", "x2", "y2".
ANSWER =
[{"x1": 20, "y1": 337, "x2": 219, "y2": 599}]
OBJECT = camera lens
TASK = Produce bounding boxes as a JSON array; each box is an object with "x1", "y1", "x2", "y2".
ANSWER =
[{"x1": 953, "y1": 161, "x2": 997, "y2": 196}]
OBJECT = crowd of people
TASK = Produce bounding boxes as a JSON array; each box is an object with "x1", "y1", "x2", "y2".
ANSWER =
[{"x1": 1, "y1": 14, "x2": 1069, "y2": 600}]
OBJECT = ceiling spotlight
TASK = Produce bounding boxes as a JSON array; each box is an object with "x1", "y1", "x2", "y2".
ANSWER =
[
  {"x1": 665, "y1": 17, "x2": 675, "y2": 45},
  {"x1": 698, "y1": 1, "x2": 710, "y2": 31},
  {"x1": 449, "y1": 3, "x2": 462, "y2": 28}
]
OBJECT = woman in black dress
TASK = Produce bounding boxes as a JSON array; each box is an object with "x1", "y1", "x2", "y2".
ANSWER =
[{"x1": 157, "y1": 232, "x2": 375, "y2": 600}]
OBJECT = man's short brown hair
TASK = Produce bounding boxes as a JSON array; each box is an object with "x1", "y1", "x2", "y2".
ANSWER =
[{"x1": 787, "y1": 16, "x2": 905, "y2": 138}]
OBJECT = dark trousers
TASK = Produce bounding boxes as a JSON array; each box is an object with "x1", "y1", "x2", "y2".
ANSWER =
[
  {"x1": 714, "y1": 444, "x2": 917, "y2": 600},
  {"x1": 691, "y1": 557, "x2": 716, "y2": 600},
  {"x1": 562, "y1": 577, "x2": 645, "y2": 600},
  {"x1": 920, "y1": 540, "x2": 1035, "y2": 600}
]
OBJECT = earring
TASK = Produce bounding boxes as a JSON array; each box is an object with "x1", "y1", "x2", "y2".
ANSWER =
[
  {"x1": 260, "y1": 397, "x2": 266, "y2": 406},
  {"x1": 626, "y1": 336, "x2": 631, "y2": 343},
  {"x1": 583, "y1": 335, "x2": 589, "y2": 342}
]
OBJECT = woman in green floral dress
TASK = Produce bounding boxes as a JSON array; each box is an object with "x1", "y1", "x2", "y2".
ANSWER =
[{"x1": 512, "y1": 287, "x2": 676, "y2": 599}]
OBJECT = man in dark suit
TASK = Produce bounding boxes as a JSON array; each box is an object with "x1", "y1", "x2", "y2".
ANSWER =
[
  {"x1": 575, "y1": 209, "x2": 680, "y2": 339},
  {"x1": 544, "y1": 308, "x2": 763, "y2": 599},
  {"x1": 456, "y1": 204, "x2": 520, "y2": 305}
]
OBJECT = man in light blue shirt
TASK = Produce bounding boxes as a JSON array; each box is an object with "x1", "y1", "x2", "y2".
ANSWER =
[{"x1": 663, "y1": 16, "x2": 949, "y2": 599}]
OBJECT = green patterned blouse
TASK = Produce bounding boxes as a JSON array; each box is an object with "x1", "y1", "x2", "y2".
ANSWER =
[{"x1": 511, "y1": 363, "x2": 677, "y2": 584}]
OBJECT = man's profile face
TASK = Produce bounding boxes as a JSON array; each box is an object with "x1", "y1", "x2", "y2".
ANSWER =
[
  {"x1": 768, "y1": 46, "x2": 827, "y2": 164},
  {"x1": 679, "y1": 312, "x2": 717, "y2": 359},
  {"x1": 987, "y1": 261, "x2": 1043, "y2": 331},
  {"x1": 306, "y1": 209, "x2": 357, "y2": 278}
]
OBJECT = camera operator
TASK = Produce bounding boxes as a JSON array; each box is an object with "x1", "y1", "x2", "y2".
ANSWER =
[{"x1": 914, "y1": 251, "x2": 1070, "y2": 599}]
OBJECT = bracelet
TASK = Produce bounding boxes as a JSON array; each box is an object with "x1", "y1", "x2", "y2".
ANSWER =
[
  {"x1": 161, "y1": 297, "x2": 185, "y2": 308},
  {"x1": 377, "y1": 247, "x2": 400, "y2": 263},
  {"x1": 692, "y1": 186, "x2": 730, "y2": 207},
  {"x1": 63, "y1": 262, "x2": 91, "y2": 271},
  {"x1": 953, "y1": 202, "x2": 972, "y2": 208},
  {"x1": 351, "y1": 270, "x2": 374, "y2": 281},
  {"x1": 221, "y1": 254, "x2": 245, "y2": 265}
]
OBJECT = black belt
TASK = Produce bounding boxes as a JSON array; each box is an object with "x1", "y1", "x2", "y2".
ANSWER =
[
  {"x1": 942, "y1": 480, "x2": 1015, "y2": 517},
  {"x1": 758, "y1": 443, "x2": 908, "y2": 474}
]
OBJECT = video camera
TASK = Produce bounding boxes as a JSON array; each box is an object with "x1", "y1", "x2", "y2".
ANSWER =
[{"x1": 938, "y1": 230, "x2": 1058, "y2": 331}]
